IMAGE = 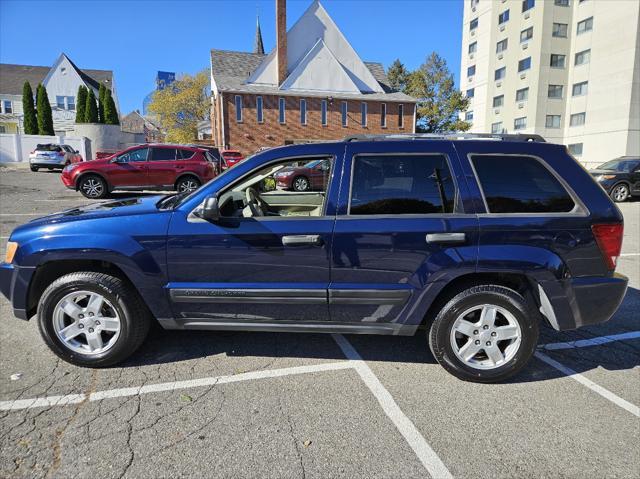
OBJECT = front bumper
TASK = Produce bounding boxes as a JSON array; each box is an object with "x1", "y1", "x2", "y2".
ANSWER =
[
  {"x1": 0, "y1": 262, "x2": 35, "y2": 320},
  {"x1": 540, "y1": 273, "x2": 628, "y2": 330}
]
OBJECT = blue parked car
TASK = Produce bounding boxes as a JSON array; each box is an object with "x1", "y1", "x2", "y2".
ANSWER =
[{"x1": 0, "y1": 134, "x2": 628, "y2": 382}]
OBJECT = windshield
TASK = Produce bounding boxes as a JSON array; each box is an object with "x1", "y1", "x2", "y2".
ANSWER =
[{"x1": 597, "y1": 159, "x2": 639, "y2": 172}]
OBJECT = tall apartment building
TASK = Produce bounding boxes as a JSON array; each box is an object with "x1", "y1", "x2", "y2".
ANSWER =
[{"x1": 460, "y1": 0, "x2": 640, "y2": 167}]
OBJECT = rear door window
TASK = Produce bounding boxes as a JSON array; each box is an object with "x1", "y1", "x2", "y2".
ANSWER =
[
  {"x1": 151, "y1": 148, "x2": 178, "y2": 161},
  {"x1": 471, "y1": 154, "x2": 575, "y2": 213},
  {"x1": 179, "y1": 149, "x2": 195, "y2": 160},
  {"x1": 349, "y1": 154, "x2": 456, "y2": 215}
]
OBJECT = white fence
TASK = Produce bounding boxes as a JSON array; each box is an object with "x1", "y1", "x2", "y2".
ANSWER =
[{"x1": 0, "y1": 133, "x2": 90, "y2": 163}]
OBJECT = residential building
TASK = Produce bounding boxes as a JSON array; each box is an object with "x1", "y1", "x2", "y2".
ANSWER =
[
  {"x1": 0, "y1": 53, "x2": 118, "y2": 134},
  {"x1": 460, "y1": 0, "x2": 640, "y2": 167},
  {"x1": 210, "y1": 0, "x2": 416, "y2": 156},
  {"x1": 121, "y1": 110, "x2": 164, "y2": 143}
]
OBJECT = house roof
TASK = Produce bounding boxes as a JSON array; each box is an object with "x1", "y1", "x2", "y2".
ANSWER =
[
  {"x1": 210, "y1": 49, "x2": 415, "y2": 103},
  {"x1": 0, "y1": 62, "x2": 113, "y2": 95}
]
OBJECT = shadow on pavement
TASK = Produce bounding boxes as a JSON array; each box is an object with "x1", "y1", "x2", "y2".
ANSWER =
[{"x1": 119, "y1": 288, "x2": 639, "y2": 383}]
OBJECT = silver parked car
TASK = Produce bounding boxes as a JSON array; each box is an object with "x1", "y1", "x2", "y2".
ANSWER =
[{"x1": 29, "y1": 144, "x2": 83, "y2": 172}]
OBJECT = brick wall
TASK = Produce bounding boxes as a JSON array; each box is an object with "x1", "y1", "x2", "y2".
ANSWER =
[{"x1": 217, "y1": 93, "x2": 415, "y2": 156}]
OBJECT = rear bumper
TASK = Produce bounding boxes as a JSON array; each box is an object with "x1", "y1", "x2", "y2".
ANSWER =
[
  {"x1": 0, "y1": 262, "x2": 35, "y2": 320},
  {"x1": 539, "y1": 273, "x2": 628, "y2": 330}
]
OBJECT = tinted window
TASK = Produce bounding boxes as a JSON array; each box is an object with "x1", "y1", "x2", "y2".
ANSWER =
[
  {"x1": 179, "y1": 149, "x2": 195, "y2": 160},
  {"x1": 118, "y1": 147, "x2": 148, "y2": 163},
  {"x1": 471, "y1": 155, "x2": 575, "y2": 213},
  {"x1": 350, "y1": 155, "x2": 456, "y2": 215},
  {"x1": 152, "y1": 148, "x2": 177, "y2": 161}
]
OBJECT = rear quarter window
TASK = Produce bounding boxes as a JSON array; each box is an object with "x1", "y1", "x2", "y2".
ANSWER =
[{"x1": 471, "y1": 154, "x2": 575, "y2": 213}]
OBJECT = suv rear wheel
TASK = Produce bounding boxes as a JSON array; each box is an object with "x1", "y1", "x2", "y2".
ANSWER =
[
  {"x1": 79, "y1": 174, "x2": 108, "y2": 199},
  {"x1": 176, "y1": 175, "x2": 201, "y2": 193},
  {"x1": 428, "y1": 285, "x2": 538, "y2": 383},
  {"x1": 37, "y1": 272, "x2": 151, "y2": 367}
]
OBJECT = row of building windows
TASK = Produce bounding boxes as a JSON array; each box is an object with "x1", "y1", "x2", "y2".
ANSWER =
[
  {"x1": 485, "y1": 111, "x2": 586, "y2": 133},
  {"x1": 471, "y1": 0, "x2": 587, "y2": 12},
  {"x1": 234, "y1": 95, "x2": 405, "y2": 129}
]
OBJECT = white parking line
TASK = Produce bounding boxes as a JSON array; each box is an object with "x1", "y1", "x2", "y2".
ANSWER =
[
  {"x1": 619, "y1": 253, "x2": 640, "y2": 257},
  {"x1": 534, "y1": 351, "x2": 640, "y2": 417},
  {"x1": 0, "y1": 213, "x2": 42, "y2": 216},
  {"x1": 0, "y1": 361, "x2": 352, "y2": 411},
  {"x1": 539, "y1": 331, "x2": 640, "y2": 350},
  {"x1": 332, "y1": 334, "x2": 453, "y2": 479}
]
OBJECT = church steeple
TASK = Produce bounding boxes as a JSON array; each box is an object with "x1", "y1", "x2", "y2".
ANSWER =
[{"x1": 254, "y1": 15, "x2": 265, "y2": 55}]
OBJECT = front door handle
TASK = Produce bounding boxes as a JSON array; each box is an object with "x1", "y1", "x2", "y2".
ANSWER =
[
  {"x1": 426, "y1": 233, "x2": 466, "y2": 244},
  {"x1": 282, "y1": 235, "x2": 323, "y2": 246}
]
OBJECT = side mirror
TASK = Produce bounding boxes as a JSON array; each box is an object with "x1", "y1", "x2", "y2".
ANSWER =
[{"x1": 201, "y1": 196, "x2": 220, "y2": 222}]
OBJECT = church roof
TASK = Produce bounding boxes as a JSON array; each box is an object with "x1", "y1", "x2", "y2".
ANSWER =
[{"x1": 210, "y1": 1, "x2": 415, "y2": 103}]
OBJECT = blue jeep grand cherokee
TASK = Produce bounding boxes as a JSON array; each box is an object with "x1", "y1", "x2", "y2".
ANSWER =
[{"x1": 0, "y1": 134, "x2": 628, "y2": 382}]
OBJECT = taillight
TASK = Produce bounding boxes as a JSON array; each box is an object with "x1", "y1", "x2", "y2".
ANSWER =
[{"x1": 591, "y1": 223, "x2": 623, "y2": 271}]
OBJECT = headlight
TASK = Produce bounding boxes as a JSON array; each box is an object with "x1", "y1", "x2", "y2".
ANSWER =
[
  {"x1": 63, "y1": 164, "x2": 79, "y2": 173},
  {"x1": 596, "y1": 175, "x2": 616, "y2": 181},
  {"x1": 5, "y1": 242, "x2": 18, "y2": 263}
]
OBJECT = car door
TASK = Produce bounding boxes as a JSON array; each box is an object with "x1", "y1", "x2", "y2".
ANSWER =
[
  {"x1": 630, "y1": 163, "x2": 640, "y2": 194},
  {"x1": 165, "y1": 146, "x2": 344, "y2": 325},
  {"x1": 328, "y1": 141, "x2": 479, "y2": 331},
  {"x1": 147, "y1": 147, "x2": 179, "y2": 187},
  {"x1": 108, "y1": 147, "x2": 149, "y2": 186}
]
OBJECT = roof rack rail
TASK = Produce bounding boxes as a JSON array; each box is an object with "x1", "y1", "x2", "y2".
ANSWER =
[{"x1": 342, "y1": 133, "x2": 546, "y2": 143}]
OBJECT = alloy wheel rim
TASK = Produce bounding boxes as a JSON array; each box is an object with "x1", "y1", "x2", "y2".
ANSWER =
[
  {"x1": 179, "y1": 180, "x2": 199, "y2": 192},
  {"x1": 52, "y1": 290, "x2": 121, "y2": 355},
  {"x1": 449, "y1": 304, "x2": 522, "y2": 370},
  {"x1": 82, "y1": 179, "x2": 103, "y2": 197},
  {"x1": 294, "y1": 178, "x2": 309, "y2": 190},
  {"x1": 613, "y1": 185, "x2": 627, "y2": 201}
]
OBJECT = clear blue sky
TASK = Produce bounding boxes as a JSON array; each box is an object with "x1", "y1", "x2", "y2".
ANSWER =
[{"x1": 0, "y1": 0, "x2": 463, "y2": 113}]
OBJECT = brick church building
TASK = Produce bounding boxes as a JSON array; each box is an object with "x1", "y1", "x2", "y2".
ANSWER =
[{"x1": 210, "y1": 0, "x2": 417, "y2": 156}]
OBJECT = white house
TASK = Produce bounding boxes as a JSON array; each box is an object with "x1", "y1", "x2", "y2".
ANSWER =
[{"x1": 0, "y1": 53, "x2": 119, "y2": 135}]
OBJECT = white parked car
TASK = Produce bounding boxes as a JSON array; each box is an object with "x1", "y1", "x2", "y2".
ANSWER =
[{"x1": 29, "y1": 144, "x2": 83, "y2": 172}]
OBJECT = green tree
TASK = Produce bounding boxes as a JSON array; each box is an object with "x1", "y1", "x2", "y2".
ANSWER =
[
  {"x1": 148, "y1": 70, "x2": 209, "y2": 143},
  {"x1": 387, "y1": 59, "x2": 409, "y2": 92},
  {"x1": 404, "y1": 52, "x2": 471, "y2": 133},
  {"x1": 21, "y1": 82, "x2": 38, "y2": 134},
  {"x1": 75, "y1": 85, "x2": 87, "y2": 123},
  {"x1": 84, "y1": 88, "x2": 98, "y2": 123},
  {"x1": 98, "y1": 84, "x2": 107, "y2": 123},
  {"x1": 103, "y1": 89, "x2": 120, "y2": 125},
  {"x1": 36, "y1": 84, "x2": 54, "y2": 135}
]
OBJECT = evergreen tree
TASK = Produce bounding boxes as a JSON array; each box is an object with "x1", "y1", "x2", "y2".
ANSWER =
[
  {"x1": 404, "y1": 52, "x2": 471, "y2": 133},
  {"x1": 36, "y1": 84, "x2": 54, "y2": 135},
  {"x1": 98, "y1": 84, "x2": 107, "y2": 123},
  {"x1": 387, "y1": 59, "x2": 409, "y2": 92},
  {"x1": 21, "y1": 82, "x2": 38, "y2": 134},
  {"x1": 103, "y1": 89, "x2": 120, "y2": 125},
  {"x1": 75, "y1": 85, "x2": 87, "y2": 123},
  {"x1": 84, "y1": 88, "x2": 99, "y2": 123}
]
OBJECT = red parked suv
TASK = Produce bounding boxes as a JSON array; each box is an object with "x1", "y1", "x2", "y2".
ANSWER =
[
  {"x1": 61, "y1": 144, "x2": 217, "y2": 199},
  {"x1": 221, "y1": 149, "x2": 244, "y2": 168}
]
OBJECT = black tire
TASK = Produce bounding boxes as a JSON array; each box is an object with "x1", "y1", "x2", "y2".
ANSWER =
[
  {"x1": 428, "y1": 285, "x2": 539, "y2": 383},
  {"x1": 292, "y1": 175, "x2": 310, "y2": 192},
  {"x1": 30, "y1": 166, "x2": 39, "y2": 172},
  {"x1": 37, "y1": 272, "x2": 151, "y2": 367},
  {"x1": 175, "y1": 175, "x2": 201, "y2": 193},
  {"x1": 610, "y1": 183, "x2": 630, "y2": 203},
  {"x1": 78, "y1": 174, "x2": 108, "y2": 199}
]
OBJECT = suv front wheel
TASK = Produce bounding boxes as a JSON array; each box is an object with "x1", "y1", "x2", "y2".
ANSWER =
[
  {"x1": 37, "y1": 272, "x2": 151, "y2": 367},
  {"x1": 429, "y1": 285, "x2": 539, "y2": 383},
  {"x1": 79, "y1": 174, "x2": 108, "y2": 199}
]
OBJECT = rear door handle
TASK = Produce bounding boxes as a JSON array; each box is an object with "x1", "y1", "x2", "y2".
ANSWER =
[
  {"x1": 426, "y1": 233, "x2": 466, "y2": 244},
  {"x1": 282, "y1": 235, "x2": 323, "y2": 246}
]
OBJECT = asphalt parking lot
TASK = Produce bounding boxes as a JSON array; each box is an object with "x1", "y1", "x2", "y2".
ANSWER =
[{"x1": 1, "y1": 164, "x2": 639, "y2": 478}]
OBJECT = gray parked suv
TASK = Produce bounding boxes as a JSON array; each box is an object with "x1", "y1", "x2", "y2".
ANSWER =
[{"x1": 29, "y1": 144, "x2": 83, "y2": 172}]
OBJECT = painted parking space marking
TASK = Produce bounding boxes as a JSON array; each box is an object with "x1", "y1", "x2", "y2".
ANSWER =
[
  {"x1": 332, "y1": 334, "x2": 453, "y2": 479},
  {"x1": 534, "y1": 351, "x2": 640, "y2": 417},
  {"x1": 619, "y1": 253, "x2": 640, "y2": 257},
  {"x1": 539, "y1": 331, "x2": 640, "y2": 350},
  {"x1": 0, "y1": 361, "x2": 352, "y2": 411}
]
